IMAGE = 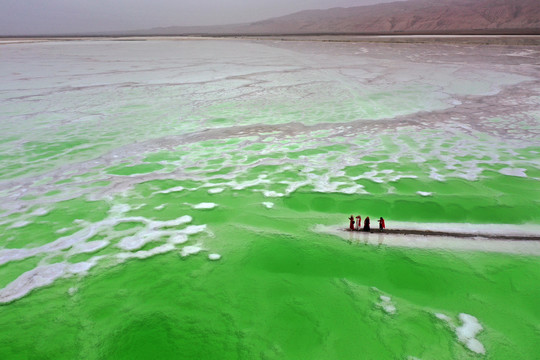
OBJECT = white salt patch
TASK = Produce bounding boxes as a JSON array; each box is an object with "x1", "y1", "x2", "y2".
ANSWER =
[
  {"x1": 390, "y1": 175, "x2": 418, "y2": 181},
  {"x1": 208, "y1": 253, "x2": 221, "y2": 260},
  {"x1": 456, "y1": 172, "x2": 479, "y2": 181},
  {"x1": 155, "y1": 215, "x2": 192, "y2": 228},
  {"x1": 156, "y1": 186, "x2": 184, "y2": 194},
  {"x1": 116, "y1": 243, "x2": 175, "y2": 261},
  {"x1": 429, "y1": 169, "x2": 446, "y2": 181},
  {"x1": 0, "y1": 263, "x2": 66, "y2": 303},
  {"x1": 31, "y1": 208, "x2": 49, "y2": 216},
  {"x1": 68, "y1": 261, "x2": 95, "y2": 274},
  {"x1": 0, "y1": 257, "x2": 101, "y2": 303},
  {"x1": 262, "y1": 202, "x2": 274, "y2": 209},
  {"x1": 110, "y1": 204, "x2": 130, "y2": 215},
  {"x1": 499, "y1": 167, "x2": 527, "y2": 177},
  {"x1": 72, "y1": 240, "x2": 108, "y2": 254},
  {"x1": 417, "y1": 191, "x2": 432, "y2": 197},
  {"x1": 506, "y1": 50, "x2": 536, "y2": 57},
  {"x1": 262, "y1": 190, "x2": 285, "y2": 197},
  {"x1": 169, "y1": 234, "x2": 188, "y2": 244},
  {"x1": 435, "y1": 313, "x2": 452, "y2": 322},
  {"x1": 56, "y1": 227, "x2": 70, "y2": 234},
  {"x1": 179, "y1": 224, "x2": 206, "y2": 235},
  {"x1": 192, "y1": 202, "x2": 217, "y2": 209},
  {"x1": 208, "y1": 187, "x2": 224, "y2": 194},
  {"x1": 378, "y1": 295, "x2": 396, "y2": 314},
  {"x1": 339, "y1": 185, "x2": 363, "y2": 194},
  {"x1": 68, "y1": 287, "x2": 78, "y2": 296},
  {"x1": 181, "y1": 245, "x2": 203, "y2": 257},
  {"x1": 10, "y1": 220, "x2": 30, "y2": 228},
  {"x1": 435, "y1": 312, "x2": 486, "y2": 355},
  {"x1": 117, "y1": 232, "x2": 164, "y2": 251},
  {"x1": 456, "y1": 313, "x2": 486, "y2": 354},
  {"x1": 154, "y1": 204, "x2": 166, "y2": 210}
]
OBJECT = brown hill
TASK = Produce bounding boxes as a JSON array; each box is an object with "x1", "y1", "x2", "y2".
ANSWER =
[
  {"x1": 244, "y1": 0, "x2": 540, "y2": 34},
  {"x1": 133, "y1": 0, "x2": 540, "y2": 35}
]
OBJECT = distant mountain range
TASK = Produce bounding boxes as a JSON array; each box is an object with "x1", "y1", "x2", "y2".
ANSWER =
[{"x1": 124, "y1": 0, "x2": 540, "y2": 36}]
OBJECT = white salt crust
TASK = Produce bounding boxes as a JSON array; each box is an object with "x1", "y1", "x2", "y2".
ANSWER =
[
  {"x1": 117, "y1": 243, "x2": 176, "y2": 261},
  {"x1": 9, "y1": 220, "x2": 30, "y2": 228},
  {"x1": 154, "y1": 186, "x2": 185, "y2": 194},
  {"x1": 208, "y1": 188, "x2": 224, "y2": 194},
  {"x1": 31, "y1": 208, "x2": 49, "y2": 216},
  {"x1": 378, "y1": 295, "x2": 397, "y2": 314},
  {"x1": 435, "y1": 312, "x2": 486, "y2": 354},
  {"x1": 261, "y1": 190, "x2": 285, "y2": 197},
  {"x1": 0, "y1": 257, "x2": 101, "y2": 303},
  {"x1": 192, "y1": 202, "x2": 218, "y2": 209},
  {"x1": 0, "y1": 204, "x2": 209, "y2": 303},
  {"x1": 262, "y1": 202, "x2": 274, "y2": 209},
  {"x1": 181, "y1": 245, "x2": 203, "y2": 257},
  {"x1": 499, "y1": 167, "x2": 527, "y2": 177},
  {"x1": 371, "y1": 287, "x2": 397, "y2": 315},
  {"x1": 208, "y1": 253, "x2": 221, "y2": 260}
]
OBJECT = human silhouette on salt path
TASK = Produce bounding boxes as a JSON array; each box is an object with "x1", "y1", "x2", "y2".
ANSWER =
[
  {"x1": 356, "y1": 216, "x2": 361, "y2": 230},
  {"x1": 349, "y1": 215, "x2": 355, "y2": 231},
  {"x1": 363, "y1": 216, "x2": 370, "y2": 231},
  {"x1": 378, "y1": 217, "x2": 385, "y2": 231}
]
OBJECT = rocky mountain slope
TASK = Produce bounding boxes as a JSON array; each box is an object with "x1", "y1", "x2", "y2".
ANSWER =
[{"x1": 133, "y1": 0, "x2": 540, "y2": 35}]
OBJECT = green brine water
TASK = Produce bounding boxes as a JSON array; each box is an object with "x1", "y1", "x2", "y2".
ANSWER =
[{"x1": 0, "y1": 38, "x2": 539, "y2": 359}]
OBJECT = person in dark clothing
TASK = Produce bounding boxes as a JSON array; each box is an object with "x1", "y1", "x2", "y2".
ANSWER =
[
  {"x1": 349, "y1": 215, "x2": 355, "y2": 231},
  {"x1": 378, "y1": 217, "x2": 385, "y2": 231},
  {"x1": 363, "y1": 216, "x2": 370, "y2": 231}
]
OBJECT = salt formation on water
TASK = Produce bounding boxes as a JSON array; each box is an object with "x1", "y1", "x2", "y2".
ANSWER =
[
  {"x1": 191, "y1": 202, "x2": 218, "y2": 209},
  {"x1": 436, "y1": 313, "x2": 486, "y2": 354},
  {"x1": 377, "y1": 295, "x2": 397, "y2": 315},
  {"x1": 0, "y1": 38, "x2": 538, "y2": 359},
  {"x1": 262, "y1": 202, "x2": 274, "y2": 209},
  {"x1": 0, "y1": 204, "x2": 209, "y2": 303},
  {"x1": 181, "y1": 244, "x2": 204, "y2": 257},
  {"x1": 0, "y1": 259, "x2": 102, "y2": 303}
]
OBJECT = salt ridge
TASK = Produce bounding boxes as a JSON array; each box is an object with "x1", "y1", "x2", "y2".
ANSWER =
[{"x1": 314, "y1": 223, "x2": 540, "y2": 256}]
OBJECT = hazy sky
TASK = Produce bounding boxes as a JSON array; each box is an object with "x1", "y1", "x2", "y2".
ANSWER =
[{"x1": 1, "y1": 0, "x2": 404, "y2": 35}]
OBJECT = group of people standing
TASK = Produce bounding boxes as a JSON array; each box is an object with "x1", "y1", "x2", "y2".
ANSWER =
[{"x1": 348, "y1": 215, "x2": 385, "y2": 232}]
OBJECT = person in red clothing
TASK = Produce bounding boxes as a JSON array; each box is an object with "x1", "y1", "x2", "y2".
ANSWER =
[
  {"x1": 378, "y1": 217, "x2": 385, "y2": 231},
  {"x1": 363, "y1": 216, "x2": 370, "y2": 231},
  {"x1": 356, "y1": 216, "x2": 361, "y2": 230},
  {"x1": 349, "y1": 215, "x2": 355, "y2": 230}
]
